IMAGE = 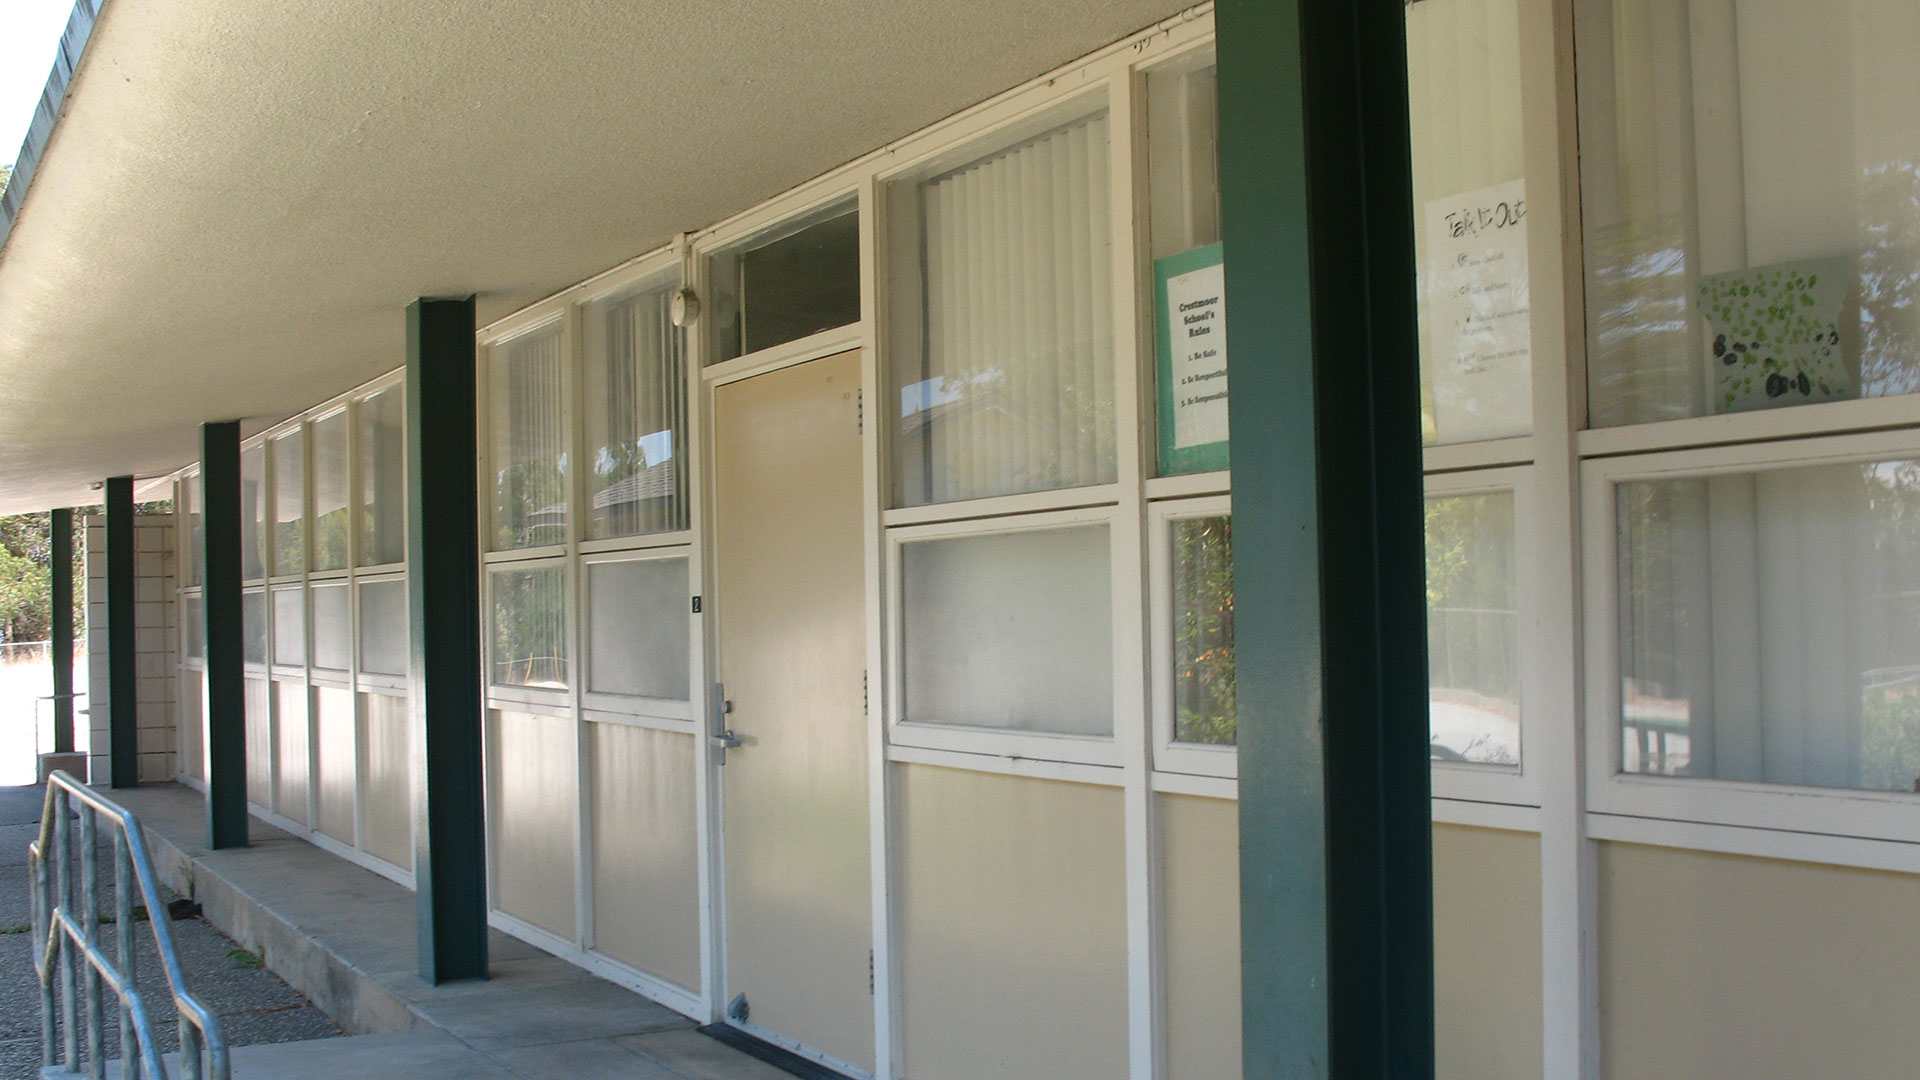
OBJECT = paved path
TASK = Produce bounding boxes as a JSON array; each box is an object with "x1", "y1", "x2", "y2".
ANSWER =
[{"x1": 0, "y1": 783, "x2": 338, "y2": 1079}]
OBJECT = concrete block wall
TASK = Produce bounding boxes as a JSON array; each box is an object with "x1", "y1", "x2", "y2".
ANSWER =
[{"x1": 85, "y1": 513, "x2": 177, "y2": 783}]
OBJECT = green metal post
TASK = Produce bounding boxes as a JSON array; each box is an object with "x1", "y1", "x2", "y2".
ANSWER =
[
  {"x1": 50, "y1": 507, "x2": 73, "y2": 754},
  {"x1": 1217, "y1": 0, "x2": 1435, "y2": 1076},
  {"x1": 104, "y1": 478, "x2": 137, "y2": 788},
  {"x1": 407, "y1": 296, "x2": 488, "y2": 984},
  {"x1": 202, "y1": 422, "x2": 249, "y2": 847}
]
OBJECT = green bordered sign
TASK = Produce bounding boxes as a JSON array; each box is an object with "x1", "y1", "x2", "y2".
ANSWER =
[{"x1": 1156, "y1": 242, "x2": 1230, "y2": 475}]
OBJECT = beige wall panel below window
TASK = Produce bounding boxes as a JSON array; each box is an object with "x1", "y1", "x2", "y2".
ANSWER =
[
  {"x1": 895, "y1": 764, "x2": 1127, "y2": 1080},
  {"x1": 272, "y1": 681, "x2": 311, "y2": 826},
  {"x1": 360, "y1": 693, "x2": 412, "y2": 870},
  {"x1": 588, "y1": 723, "x2": 699, "y2": 992},
  {"x1": 1599, "y1": 842, "x2": 1920, "y2": 1080},
  {"x1": 487, "y1": 709, "x2": 577, "y2": 939},
  {"x1": 1433, "y1": 824, "x2": 1541, "y2": 1080},
  {"x1": 312, "y1": 686, "x2": 356, "y2": 843},
  {"x1": 178, "y1": 675, "x2": 203, "y2": 782},
  {"x1": 244, "y1": 678, "x2": 271, "y2": 808},
  {"x1": 1160, "y1": 793, "x2": 1241, "y2": 1080}
]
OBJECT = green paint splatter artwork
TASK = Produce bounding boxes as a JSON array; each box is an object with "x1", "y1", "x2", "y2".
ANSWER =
[{"x1": 1700, "y1": 256, "x2": 1853, "y2": 413}]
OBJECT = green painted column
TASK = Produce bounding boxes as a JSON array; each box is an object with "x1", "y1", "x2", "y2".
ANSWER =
[
  {"x1": 1216, "y1": 0, "x2": 1435, "y2": 1076},
  {"x1": 50, "y1": 507, "x2": 73, "y2": 754},
  {"x1": 202, "y1": 422, "x2": 249, "y2": 847},
  {"x1": 105, "y1": 477, "x2": 138, "y2": 788},
  {"x1": 407, "y1": 296, "x2": 488, "y2": 984}
]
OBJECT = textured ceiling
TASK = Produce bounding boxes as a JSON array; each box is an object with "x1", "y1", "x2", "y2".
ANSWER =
[{"x1": 0, "y1": 0, "x2": 1186, "y2": 514}]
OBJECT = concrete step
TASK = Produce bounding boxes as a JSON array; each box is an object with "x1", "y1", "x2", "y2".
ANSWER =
[{"x1": 41, "y1": 1029, "x2": 512, "y2": 1079}]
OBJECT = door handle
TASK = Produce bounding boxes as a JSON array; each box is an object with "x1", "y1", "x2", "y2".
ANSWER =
[{"x1": 711, "y1": 684, "x2": 740, "y2": 762}]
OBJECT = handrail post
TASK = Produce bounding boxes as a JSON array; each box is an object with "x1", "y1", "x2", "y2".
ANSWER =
[
  {"x1": 80, "y1": 807, "x2": 104, "y2": 1080},
  {"x1": 115, "y1": 831, "x2": 138, "y2": 1080},
  {"x1": 55, "y1": 788, "x2": 77, "y2": 1070},
  {"x1": 33, "y1": 847, "x2": 53, "y2": 1068}
]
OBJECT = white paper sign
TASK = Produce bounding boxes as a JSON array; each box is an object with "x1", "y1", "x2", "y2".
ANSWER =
[
  {"x1": 1422, "y1": 178, "x2": 1531, "y2": 443},
  {"x1": 1166, "y1": 260, "x2": 1229, "y2": 450}
]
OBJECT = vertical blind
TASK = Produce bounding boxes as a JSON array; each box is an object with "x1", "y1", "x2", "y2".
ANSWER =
[
  {"x1": 587, "y1": 286, "x2": 686, "y2": 539},
  {"x1": 893, "y1": 112, "x2": 1116, "y2": 507},
  {"x1": 492, "y1": 326, "x2": 568, "y2": 549}
]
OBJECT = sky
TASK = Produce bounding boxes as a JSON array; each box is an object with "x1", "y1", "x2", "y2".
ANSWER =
[{"x1": 1, "y1": 0, "x2": 82, "y2": 168}]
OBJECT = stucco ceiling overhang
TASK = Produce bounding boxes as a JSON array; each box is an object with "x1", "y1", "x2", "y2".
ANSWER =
[{"x1": 0, "y1": 0, "x2": 1190, "y2": 514}]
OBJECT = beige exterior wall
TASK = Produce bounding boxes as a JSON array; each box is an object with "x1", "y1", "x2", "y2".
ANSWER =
[
  {"x1": 86, "y1": 514, "x2": 176, "y2": 784},
  {"x1": 487, "y1": 708, "x2": 578, "y2": 938},
  {"x1": 1434, "y1": 824, "x2": 1541, "y2": 1080},
  {"x1": 1161, "y1": 793, "x2": 1241, "y2": 1080},
  {"x1": 589, "y1": 722, "x2": 700, "y2": 992},
  {"x1": 895, "y1": 764, "x2": 1128, "y2": 1080},
  {"x1": 1599, "y1": 842, "x2": 1920, "y2": 1080}
]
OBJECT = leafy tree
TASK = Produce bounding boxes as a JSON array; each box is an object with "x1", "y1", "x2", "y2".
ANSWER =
[{"x1": 0, "y1": 511, "x2": 85, "y2": 644}]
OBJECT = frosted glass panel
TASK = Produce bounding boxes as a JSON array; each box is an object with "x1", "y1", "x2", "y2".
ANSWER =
[
  {"x1": 1408, "y1": 0, "x2": 1531, "y2": 444},
  {"x1": 1426, "y1": 492, "x2": 1521, "y2": 765},
  {"x1": 890, "y1": 112, "x2": 1116, "y2": 507},
  {"x1": 361, "y1": 693, "x2": 412, "y2": 869},
  {"x1": 242, "y1": 590, "x2": 268, "y2": 665},
  {"x1": 489, "y1": 326, "x2": 568, "y2": 550},
  {"x1": 901, "y1": 526, "x2": 1112, "y2": 736},
  {"x1": 587, "y1": 558, "x2": 689, "y2": 701},
  {"x1": 1618, "y1": 460, "x2": 1920, "y2": 791},
  {"x1": 358, "y1": 578, "x2": 408, "y2": 677},
  {"x1": 491, "y1": 566, "x2": 568, "y2": 689},
  {"x1": 241, "y1": 444, "x2": 266, "y2": 581},
  {"x1": 358, "y1": 385, "x2": 406, "y2": 566},
  {"x1": 312, "y1": 686, "x2": 354, "y2": 842},
  {"x1": 274, "y1": 680, "x2": 310, "y2": 825},
  {"x1": 244, "y1": 678, "x2": 270, "y2": 806},
  {"x1": 183, "y1": 593, "x2": 203, "y2": 661},
  {"x1": 312, "y1": 410, "x2": 350, "y2": 571},
  {"x1": 311, "y1": 583, "x2": 350, "y2": 670},
  {"x1": 1170, "y1": 516, "x2": 1235, "y2": 746},
  {"x1": 584, "y1": 282, "x2": 687, "y2": 539},
  {"x1": 1579, "y1": 0, "x2": 1920, "y2": 426},
  {"x1": 271, "y1": 428, "x2": 304, "y2": 575},
  {"x1": 272, "y1": 587, "x2": 305, "y2": 668}
]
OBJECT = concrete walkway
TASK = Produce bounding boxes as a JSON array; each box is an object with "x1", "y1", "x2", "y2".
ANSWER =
[{"x1": 95, "y1": 784, "x2": 791, "y2": 1080}]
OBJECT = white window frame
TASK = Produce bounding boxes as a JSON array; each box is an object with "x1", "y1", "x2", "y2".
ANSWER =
[
  {"x1": 885, "y1": 505, "x2": 1125, "y2": 769},
  {"x1": 1425, "y1": 464, "x2": 1542, "y2": 807},
  {"x1": 1582, "y1": 427, "x2": 1920, "y2": 844},
  {"x1": 1148, "y1": 493, "x2": 1236, "y2": 780},
  {"x1": 578, "y1": 547, "x2": 696, "y2": 727}
]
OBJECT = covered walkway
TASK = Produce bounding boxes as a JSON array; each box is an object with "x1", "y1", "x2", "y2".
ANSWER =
[{"x1": 102, "y1": 783, "x2": 787, "y2": 1079}]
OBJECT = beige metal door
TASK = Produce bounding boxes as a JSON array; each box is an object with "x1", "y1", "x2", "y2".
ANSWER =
[{"x1": 711, "y1": 350, "x2": 872, "y2": 1072}]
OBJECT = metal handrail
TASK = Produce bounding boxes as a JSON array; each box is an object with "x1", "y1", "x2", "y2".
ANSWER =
[{"x1": 30, "y1": 771, "x2": 229, "y2": 1079}]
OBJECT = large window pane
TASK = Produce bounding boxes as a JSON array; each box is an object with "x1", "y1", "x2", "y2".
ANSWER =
[
  {"x1": 182, "y1": 473, "x2": 202, "y2": 588},
  {"x1": 587, "y1": 558, "x2": 689, "y2": 701},
  {"x1": 183, "y1": 592, "x2": 204, "y2": 661},
  {"x1": 1148, "y1": 52, "x2": 1230, "y2": 478},
  {"x1": 1579, "y1": 0, "x2": 1920, "y2": 426},
  {"x1": 272, "y1": 587, "x2": 305, "y2": 668},
  {"x1": 311, "y1": 582, "x2": 350, "y2": 671},
  {"x1": 1170, "y1": 515, "x2": 1235, "y2": 746},
  {"x1": 1426, "y1": 492, "x2": 1520, "y2": 765},
  {"x1": 312, "y1": 410, "x2": 350, "y2": 571},
  {"x1": 1618, "y1": 459, "x2": 1920, "y2": 792},
  {"x1": 901, "y1": 526, "x2": 1111, "y2": 736},
  {"x1": 271, "y1": 428, "x2": 305, "y2": 575},
  {"x1": 489, "y1": 326, "x2": 568, "y2": 550},
  {"x1": 358, "y1": 578, "x2": 408, "y2": 677},
  {"x1": 491, "y1": 566, "x2": 568, "y2": 689},
  {"x1": 358, "y1": 385, "x2": 406, "y2": 566},
  {"x1": 241, "y1": 444, "x2": 266, "y2": 581},
  {"x1": 710, "y1": 201, "x2": 860, "y2": 364},
  {"x1": 584, "y1": 282, "x2": 687, "y2": 539},
  {"x1": 1409, "y1": 0, "x2": 1531, "y2": 444},
  {"x1": 889, "y1": 111, "x2": 1117, "y2": 506}
]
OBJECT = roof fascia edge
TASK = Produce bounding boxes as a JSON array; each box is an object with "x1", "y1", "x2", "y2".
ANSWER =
[{"x1": 0, "y1": 0, "x2": 108, "y2": 250}]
